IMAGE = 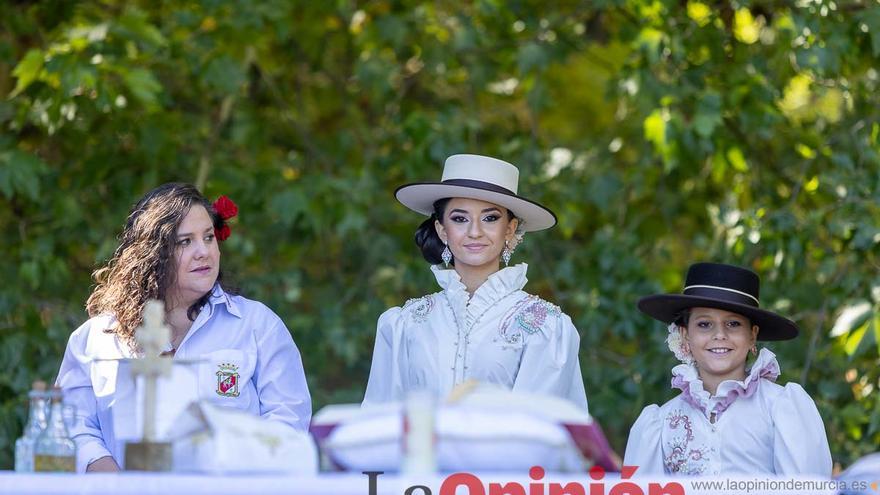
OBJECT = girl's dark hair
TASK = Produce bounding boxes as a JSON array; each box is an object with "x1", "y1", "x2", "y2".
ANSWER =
[
  {"x1": 415, "y1": 199, "x2": 453, "y2": 265},
  {"x1": 414, "y1": 197, "x2": 516, "y2": 265},
  {"x1": 87, "y1": 183, "x2": 235, "y2": 350},
  {"x1": 674, "y1": 310, "x2": 692, "y2": 327}
]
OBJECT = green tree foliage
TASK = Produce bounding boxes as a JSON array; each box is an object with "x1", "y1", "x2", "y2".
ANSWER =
[{"x1": 1, "y1": 0, "x2": 878, "y2": 469}]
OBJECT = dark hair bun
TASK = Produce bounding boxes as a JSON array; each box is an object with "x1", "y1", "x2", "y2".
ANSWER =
[{"x1": 415, "y1": 216, "x2": 447, "y2": 265}]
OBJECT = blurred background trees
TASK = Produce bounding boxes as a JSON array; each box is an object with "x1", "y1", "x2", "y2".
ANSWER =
[{"x1": 1, "y1": 0, "x2": 878, "y2": 469}]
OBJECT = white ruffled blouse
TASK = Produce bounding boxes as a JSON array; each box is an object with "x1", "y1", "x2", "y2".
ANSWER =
[
  {"x1": 623, "y1": 348, "x2": 832, "y2": 477},
  {"x1": 362, "y1": 263, "x2": 589, "y2": 412}
]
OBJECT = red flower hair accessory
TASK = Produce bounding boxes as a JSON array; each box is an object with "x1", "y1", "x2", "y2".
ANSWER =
[{"x1": 212, "y1": 195, "x2": 238, "y2": 241}]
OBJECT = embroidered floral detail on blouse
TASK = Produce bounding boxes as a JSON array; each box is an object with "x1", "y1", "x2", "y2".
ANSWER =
[
  {"x1": 497, "y1": 296, "x2": 561, "y2": 344},
  {"x1": 664, "y1": 410, "x2": 710, "y2": 475},
  {"x1": 403, "y1": 295, "x2": 435, "y2": 323}
]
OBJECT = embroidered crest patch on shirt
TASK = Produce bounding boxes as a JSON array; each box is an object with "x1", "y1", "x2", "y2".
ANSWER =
[{"x1": 215, "y1": 362, "x2": 241, "y2": 397}]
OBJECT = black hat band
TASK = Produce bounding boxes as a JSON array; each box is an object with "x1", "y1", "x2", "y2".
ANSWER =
[
  {"x1": 683, "y1": 285, "x2": 760, "y2": 307},
  {"x1": 440, "y1": 178, "x2": 516, "y2": 197}
]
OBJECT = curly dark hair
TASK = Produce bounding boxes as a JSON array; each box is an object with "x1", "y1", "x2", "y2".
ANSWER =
[{"x1": 86, "y1": 183, "x2": 232, "y2": 350}]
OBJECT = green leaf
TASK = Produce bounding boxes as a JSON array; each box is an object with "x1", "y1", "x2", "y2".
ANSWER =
[
  {"x1": 859, "y1": 9, "x2": 880, "y2": 57},
  {"x1": 118, "y1": 11, "x2": 168, "y2": 48},
  {"x1": 517, "y1": 43, "x2": 547, "y2": 74},
  {"x1": 18, "y1": 261, "x2": 40, "y2": 290},
  {"x1": 10, "y1": 49, "x2": 45, "y2": 97},
  {"x1": 637, "y1": 27, "x2": 664, "y2": 55},
  {"x1": 203, "y1": 55, "x2": 247, "y2": 94},
  {"x1": 804, "y1": 175, "x2": 819, "y2": 193},
  {"x1": 844, "y1": 320, "x2": 870, "y2": 356},
  {"x1": 694, "y1": 91, "x2": 721, "y2": 138},
  {"x1": 830, "y1": 301, "x2": 872, "y2": 337},
  {"x1": 795, "y1": 143, "x2": 816, "y2": 159},
  {"x1": 687, "y1": 1, "x2": 712, "y2": 27},
  {"x1": 67, "y1": 23, "x2": 109, "y2": 47},
  {"x1": 726, "y1": 147, "x2": 749, "y2": 172},
  {"x1": 121, "y1": 67, "x2": 162, "y2": 107},
  {"x1": 778, "y1": 73, "x2": 811, "y2": 121},
  {"x1": 644, "y1": 109, "x2": 667, "y2": 149},
  {"x1": 733, "y1": 8, "x2": 761, "y2": 44},
  {"x1": 0, "y1": 150, "x2": 48, "y2": 200},
  {"x1": 875, "y1": 315, "x2": 880, "y2": 358}
]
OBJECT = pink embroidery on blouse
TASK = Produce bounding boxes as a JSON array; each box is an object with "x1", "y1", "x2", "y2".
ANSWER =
[
  {"x1": 497, "y1": 296, "x2": 560, "y2": 344},
  {"x1": 664, "y1": 410, "x2": 710, "y2": 475}
]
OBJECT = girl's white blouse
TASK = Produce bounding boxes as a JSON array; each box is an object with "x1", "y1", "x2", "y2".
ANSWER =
[
  {"x1": 623, "y1": 348, "x2": 832, "y2": 477},
  {"x1": 363, "y1": 263, "x2": 589, "y2": 412}
]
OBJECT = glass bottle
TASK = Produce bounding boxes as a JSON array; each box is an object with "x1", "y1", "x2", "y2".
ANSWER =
[
  {"x1": 14, "y1": 380, "x2": 49, "y2": 472},
  {"x1": 33, "y1": 386, "x2": 76, "y2": 472}
]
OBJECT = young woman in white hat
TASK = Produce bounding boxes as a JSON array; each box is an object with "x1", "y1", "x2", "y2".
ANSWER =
[
  {"x1": 623, "y1": 262, "x2": 832, "y2": 476},
  {"x1": 362, "y1": 154, "x2": 589, "y2": 411}
]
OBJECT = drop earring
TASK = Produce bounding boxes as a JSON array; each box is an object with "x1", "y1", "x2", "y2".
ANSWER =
[
  {"x1": 441, "y1": 243, "x2": 452, "y2": 267},
  {"x1": 501, "y1": 240, "x2": 513, "y2": 267}
]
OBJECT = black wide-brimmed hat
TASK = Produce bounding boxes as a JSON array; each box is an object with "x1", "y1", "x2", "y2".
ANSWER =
[
  {"x1": 395, "y1": 154, "x2": 557, "y2": 232},
  {"x1": 637, "y1": 262, "x2": 799, "y2": 341}
]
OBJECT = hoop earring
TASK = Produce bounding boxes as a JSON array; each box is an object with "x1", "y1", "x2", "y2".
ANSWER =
[
  {"x1": 501, "y1": 240, "x2": 513, "y2": 267},
  {"x1": 441, "y1": 244, "x2": 452, "y2": 268}
]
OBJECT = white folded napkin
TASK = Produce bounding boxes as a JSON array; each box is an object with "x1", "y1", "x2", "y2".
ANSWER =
[{"x1": 167, "y1": 401, "x2": 318, "y2": 474}]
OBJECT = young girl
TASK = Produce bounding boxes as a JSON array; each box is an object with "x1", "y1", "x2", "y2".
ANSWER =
[
  {"x1": 362, "y1": 154, "x2": 588, "y2": 412},
  {"x1": 624, "y1": 262, "x2": 832, "y2": 476}
]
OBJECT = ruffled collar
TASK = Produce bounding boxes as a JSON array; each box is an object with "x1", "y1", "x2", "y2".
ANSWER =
[
  {"x1": 431, "y1": 263, "x2": 528, "y2": 332},
  {"x1": 671, "y1": 347, "x2": 781, "y2": 421}
]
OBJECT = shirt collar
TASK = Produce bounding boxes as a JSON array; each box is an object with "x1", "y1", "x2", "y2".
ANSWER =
[{"x1": 206, "y1": 283, "x2": 242, "y2": 319}]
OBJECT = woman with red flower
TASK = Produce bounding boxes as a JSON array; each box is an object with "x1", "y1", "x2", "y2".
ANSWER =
[{"x1": 55, "y1": 183, "x2": 311, "y2": 472}]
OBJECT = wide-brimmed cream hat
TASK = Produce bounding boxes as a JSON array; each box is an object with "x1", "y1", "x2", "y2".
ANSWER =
[{"x1": 394, "y1": 154, "x2": 557, "y2": 232}]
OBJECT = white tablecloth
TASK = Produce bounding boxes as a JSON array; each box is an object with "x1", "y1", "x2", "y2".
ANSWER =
[
  {"x1": 0, "y1": 471, "x2": 840, "y2": 495},
  {"x1": 1, "y1": 473, "x2": 384, "y2": 495}
]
